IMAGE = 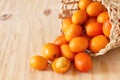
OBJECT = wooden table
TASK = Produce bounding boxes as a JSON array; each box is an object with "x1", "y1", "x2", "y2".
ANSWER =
[{"x1": 0, "y1": 0, "x2": 120, "y2": 80}]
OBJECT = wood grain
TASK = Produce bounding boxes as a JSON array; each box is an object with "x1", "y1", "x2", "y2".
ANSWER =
[{"x1": 0, "y1": 0, "x2": 120, "y2": 80}]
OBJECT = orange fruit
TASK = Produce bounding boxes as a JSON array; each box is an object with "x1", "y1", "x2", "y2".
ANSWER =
[
  {"x1": 62, "y1": 17, "x2": 72, "y2": 32},
  {"x1": 42, "y1": 43, "x2": 61, "y2": 61},
  {"x1": 97, "y1": 11, "x2": 109, "y2": 23},
  {"x1": 86, "y1": 1, "x2": 105, "y2": 17},
  {"x1": 30, "y1": 55, "x2": 48, "y2": 70},
  {"x1": 54, "y1": 34, "x2": 68, "y2": 46},
  {"x1": 60, "y1": 44, "x2": 76, "y2": 61},
  {"x1": 86, "y1": 22, "x2": 103, "y2": 37},
  {"x1": 65, "y1": 24, "x2": 82, "y2": 41},
  {"x1": 81, "y1": 33, "x2": 91, "y2": 42},
  {"x1": 103, "y1": 6, "x2": 107, "y2": 11},
  {"x1": 74, "y1": 52, "x2": 92, "y2": 72},
  {"x1": 102, "y1": 20, "x2": 112, "y2": 37},
  {"x1": 52, "y1": 57, "x2": 71, "y2": 73},
  {"x1": 89, "y1": 35, "x2": 109, "y2": 53},
  {"x1": 84, "y1": 17, "x2": 96, "y2": 27},
  {"x1": 79, "y1": 0, "x2": 93, "y2": 10},
  {"x1": 69, "y1": 37, "x2": 89, "y2": 53},
  {"x1": 72, "y1": 10, "x2": 88, "y2": 24}
]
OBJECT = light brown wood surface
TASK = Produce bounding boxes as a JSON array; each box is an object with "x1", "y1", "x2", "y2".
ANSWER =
[{"x1": 0, "y1": 0, "x2": 120, "y2": 80}]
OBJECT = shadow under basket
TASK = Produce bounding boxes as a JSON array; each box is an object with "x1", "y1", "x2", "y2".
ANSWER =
[{"x1": 59, "y1": 0, "x2": 120, "y2": 56}]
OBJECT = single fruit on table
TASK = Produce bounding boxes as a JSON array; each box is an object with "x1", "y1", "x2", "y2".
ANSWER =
[
  {"x1": 86, "y1": 1, "x2": 105, "y2": 17},
  {"x1": 102, "y1": 19, "x2": 112, "y2": 37},
  {"x1": 52, "y1": 57, "x2": 71, "y2": 73},
  {"x1": 74, "y1": 52, "x2": 92, "y2": 72},
  {"x1": 62, "y1": 17, "x2": 72, "y2": 32},
  {"x1": 54, "y1": 34, "x2": 68, "y2": 46},
  {"x1": 60, "y1": 44, "x2": 76, "y2": 61},
  {"x1": 30, "y1": 55, "x2": 48, "y2": 70},
  {"x1": 97, "y1": 11, "x2": 109, "y2": 23},
  {"x1": 79, "y1": 0, "x2": 93, "y2": 10},
  {"x1": 86, "y1": 22, "x2": 103, "y2": 37},
  {"x1": 89, "y1": 35, "x2": 109, "y2": 53},
  {"x1": 65, "y1": 24, "x2": 82, "y2": 41},
  {"x1": 69, "y1": 37, "x2": 89, "y2": 53},
  {"x1": 72, "y1": 10, "x2": 88, "y2": 24},
  {"x1": 42, "y1": 43, "x2": 60, "y2": 61},
  {"x1": 84, "y1": 17, "x2": 96, "y2": 27}
]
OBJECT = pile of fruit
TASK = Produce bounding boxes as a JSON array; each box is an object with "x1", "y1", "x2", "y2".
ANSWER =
[{"x1": 30, "y1": 0, "x2": 112, "y2": 73}]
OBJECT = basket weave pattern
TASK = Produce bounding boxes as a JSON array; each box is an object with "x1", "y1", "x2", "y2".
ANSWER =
[{"x1": 59, "y1": 0, "x2": 120, "y2": 56}]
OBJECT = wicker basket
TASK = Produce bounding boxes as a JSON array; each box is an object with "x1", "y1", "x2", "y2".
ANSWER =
[{"x1": 59, "y1": 0, "x2": 120, "y2": 56}]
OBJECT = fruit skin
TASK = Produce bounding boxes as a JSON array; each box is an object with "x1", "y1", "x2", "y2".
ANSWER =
[
  {"x1": 62, "y1": 17, "x2": 72, "y2": 32},
  {"x1": 86, "y1": 22, "x2": 103, "y2": 37},
  {"x1": 84, "y1": 17, "x2": 96, "y2": 27},
  {"x1": 86, "y1": 2, "x2": 105, "y2": 17},
  {"x1": 79, "y1": 0, "x2": 93, "y2": 10},
  {"x1": 72, "y1": 10, "x2": 88, "y2": 24},
  {"x1": 69, "y1": 37, "x2": 89, "y2": 53},
  {"x1": 74, "y1": 52, "x2": 92, "y2": 72},
  {"x1": 102, "y1": 20, "x2": 112, "y2": 37},
  {"x1": 60, "y1": 44, "x2": 76, "y2": 61},
  {"x1": 65, "y1": 24, "x2": 82, "y2": 41},
  {"x1": 81, "y1": 33, "x2": 91, "y2": 42},
  {"x1": 30, "y1": 55, "x2": 48, "y2": 70},
  {"x1": 42, "y1": 43, "x2": 61, "y2": 61},
  {"x1": 54, "y1": 34, "x2": 68, "y2": 46},
  {"x1": 52, "y1": 57, "x2": 71, "y2": 73},
  {"x1": 89, "y1": 35, "x2": 109, "y2": 53},
  {"x1": 97, "y1": 11, "x2": 109, "y2": 23}
]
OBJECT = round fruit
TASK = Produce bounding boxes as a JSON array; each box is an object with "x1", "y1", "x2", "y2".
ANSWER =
[
  {"x1": 62, "y1": 17, "x2": 72, "y2": 32},
  {"x1": 69, "y1": 37, "x2": 89, "y2": 53},
  {"x1": 89, "y1": 35, "x2": 109, "y2": 53},
  {"x1": 84, "y1": 17, "x2": 96, "y2": 27},
  {"x1": 97, "y1": 11, "x2": 109, "y2": 23},
  {"x1": 42, "y1": 43, "x2": 60, "y2": 61},
  {"x1": 65, "y1": 24, "x2": 82, "y2": 41},
  {"x1": 81, "y1": 33, "x2": 91, "y2": 42},
  {"x1": 74, "y1": 52, "x2": 92, "y2": 72},
  {"x1": 52, "y1": 57, "x2": 71, "y2": 73},
  {"x1": 72, "y1": 10, "x2": 88, "y2": 24},
  {"x1": 86, "y1": 1, "x2": 105, "y2": 17},
  {"x1": 79, "y1": 0, "x2": 93, "y2": 10},
  {"x1": 60, "y1": 44, "x2": 76, "y2": 61},
  {"x1": 86, "y1": 22, "x2": 103, "y2": 37},
  {"x1": 54, "y1": 34, "x2": 68, "y2": 46},
  {"x1": 102, "y1": 20, "x2": 112, "y2": 37},
  {"x1": 30, "y1": 55, "x2": 48, "y2": 70}
]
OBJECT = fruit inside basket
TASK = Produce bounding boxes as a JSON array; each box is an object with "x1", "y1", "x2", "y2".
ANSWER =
[{"x1": 58, "y1": 0, "x2": 120, "y2": 56}]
